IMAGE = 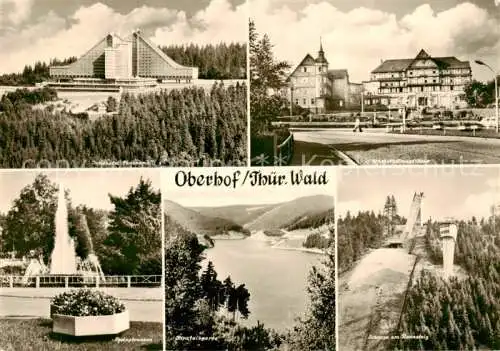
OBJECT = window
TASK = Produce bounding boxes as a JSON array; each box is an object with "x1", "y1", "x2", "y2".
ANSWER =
[
  {"x1": 311, "y1": 98, "x2": 315, "y2": 104},
  {"x1": 399, "y1": 88, "x2": 403, "y2": 93},
  {"x1": 319, "y1": 67, "x2": 322, "y2": 72},
  {"x1": 421, "y1": 87, "x2": 424, "y2": 92},
  {"x1": 295, "y1": 99, "x2": 299, "y2": 105},
  {"x1": 303, "y1": 67, "x2": 307, "y2": 73},
  {"x1": 433, "y1": 79, "x2": 436, "y2": 83},
  {"x1": 303, "y1": 98, "x2": 306, "y2": 105},
  {"x1": 410, "y1": 71, "x2": 413, "y2": 75},
  {"x1": 450, "y1": 86, "x2": 454, "y2": 91}
]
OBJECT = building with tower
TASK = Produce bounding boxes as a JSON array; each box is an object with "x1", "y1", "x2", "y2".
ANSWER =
[
  {"x1": 285, "y1": 41, "x2": 361, "y2": 113},
  {"x1": 363, "y1": 49, "x2": 471, "y2": 109}
]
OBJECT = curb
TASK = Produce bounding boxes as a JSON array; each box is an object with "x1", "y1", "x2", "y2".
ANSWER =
[{"x1": 333, "y1": 149, "x2": 358, "y2": 166}]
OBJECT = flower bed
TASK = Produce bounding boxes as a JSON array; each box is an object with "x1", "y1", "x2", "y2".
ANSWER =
[{"x1": 50, "y1": 288, "x2": 129, "y2": 336}]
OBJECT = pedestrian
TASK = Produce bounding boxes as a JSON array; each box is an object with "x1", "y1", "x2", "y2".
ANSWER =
[{"x1": 353, "y1": 115, "x2": 363, "y2": 132}]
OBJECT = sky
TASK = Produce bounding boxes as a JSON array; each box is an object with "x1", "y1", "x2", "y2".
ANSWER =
[
  {"x1": 0, "y1": 169, "x2": 160, "y2": 213},
  {"x1": 251, "y1": 0, "x2": 500, "y2": 82},
  {"x1": 162, "y1": 167, "x2": 336, "y2": 207},
  {"x1": 0, "y1": 0, "x2": 247, "y2": 74},
  {"x1": 337, "y1": 166, "x2": 500, "y2": 221}
]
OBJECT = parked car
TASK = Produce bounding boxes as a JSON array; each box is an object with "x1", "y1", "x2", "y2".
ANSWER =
[
  {"x1": 480, "y1": 116, "x2": 497, "y2": 129},
  {"x1": 432, "y1": 122, "x2": 444, "y2": 130}
]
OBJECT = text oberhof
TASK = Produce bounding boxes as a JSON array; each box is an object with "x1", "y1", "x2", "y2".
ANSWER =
[{"x1": 175, "y1": 170, "x2": 329, "y2": 188}]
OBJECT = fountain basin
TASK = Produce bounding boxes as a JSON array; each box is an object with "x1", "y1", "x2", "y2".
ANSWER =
[{"x1": 52, "y1": 310, "x2": 129, "y2": 336}]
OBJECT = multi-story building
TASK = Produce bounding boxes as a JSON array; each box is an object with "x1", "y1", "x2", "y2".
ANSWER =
[
  {"x1": 365, "y1": 49, "x2": 471, "y2": 109},
  {"x1": 287, "y1": 43, "x2": 329, "y2": 113},
  {"x1": 286, "y1": 43, "x2": 362, "y2": 113},
  {"x1": 49, "y1": 30, "x2": 198, "y2": 83}
]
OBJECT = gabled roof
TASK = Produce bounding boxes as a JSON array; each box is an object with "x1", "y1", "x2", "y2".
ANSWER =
[
  {"x1": 288, "y1": 54, "x2": 317, "y2": 77},
  {"x1": 372, "y1": 59, "x2": 413, "y2": 73},
  {"x1": 298, "y1": 54, "x2": 316, "y2": 66},
  {"x1": 328, "y1": 69, "x2": 348, "y2": 79},
  {"x1": 433, "y1": 57, "x2": 470, "y2": 69},
  {"x1": 415, "y1": 49, "x2": 430, "y2": 59},
  {"x1": 372, "y1": 50, "x2": 470, "y2": 73}
]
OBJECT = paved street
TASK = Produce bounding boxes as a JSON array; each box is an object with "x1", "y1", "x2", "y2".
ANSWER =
[
  {"x1": 291, "y1": 128, "x2": 500, "y2": 165},
  {"x1": 0, "y1": 288, "x2": 162, "y2": 322}
]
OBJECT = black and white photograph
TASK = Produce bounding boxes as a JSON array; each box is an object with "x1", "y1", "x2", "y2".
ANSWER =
[
  {"x1": 337, "y1": 166, "x2": 500, "y2": 350},
  {"x1": 0, "y1": 0, "x2": 248, "y2": 168},
  {"x1": 0, "y1": 169, "x2": 162, "y2": 350},
  {"x1": 250, "y1": 0, "x2": 500, "y2": 166},
  {"x1": 164, "y1": 168, "x2": 336, "y2": 350}
]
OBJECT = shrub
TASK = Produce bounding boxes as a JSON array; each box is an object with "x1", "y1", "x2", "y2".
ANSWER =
[{"x1": 50, "y1": 289, "x2": 126, "y2": 316}]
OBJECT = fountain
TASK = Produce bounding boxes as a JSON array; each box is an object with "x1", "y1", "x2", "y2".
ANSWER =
[
  {"x1": 50, "y1": 184, "x2": 78, "y2": 274},
  {"x1": 22, "y1": 184, "x2": 105, "y2": 284}
]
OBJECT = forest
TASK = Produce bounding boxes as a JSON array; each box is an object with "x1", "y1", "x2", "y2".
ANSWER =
[
  {"x1": 0, "y1": 174, "x2": 161, "y2": 276},
  {"x1": 0, "y1": 83, "x2": 247, "y2": 167},
  {"x1": 165, "y1": 215, "x2": 336, "y2": 350},
  {"x1": 397, "y1": 217, "x2": 500, "y2": 350},
  {"x1": 337, "y1": 211, "x2": 387, "y2": 273},
  {"x1": 286, "y1": 208, "x2": 335, "y2": 231},
  {"x1": 0, "y1": 58, "x2": 77, "y2": 86},
  {"x1": 161, "y1": 43, "x2": 247, "y2": 80},
  {"x1": 0, "y1": 87, "x2": 57, "y2": 111}
]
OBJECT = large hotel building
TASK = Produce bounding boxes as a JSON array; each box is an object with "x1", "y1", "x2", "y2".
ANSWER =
[
  {"x1": 48, "y1": 30, "x2": 198, "y2": 91},
  {"x1": 363, "y1": 49, "x2": 472, "y2": 109}
]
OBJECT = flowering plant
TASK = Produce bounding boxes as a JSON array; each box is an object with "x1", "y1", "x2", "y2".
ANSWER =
[{"x1": 50, "y1": 289, "x2": 126, "y2": 316}]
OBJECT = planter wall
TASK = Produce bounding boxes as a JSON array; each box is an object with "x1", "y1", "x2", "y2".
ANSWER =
[{"x1": 52, "y1": 310, "x2": 129, "y2": 336}]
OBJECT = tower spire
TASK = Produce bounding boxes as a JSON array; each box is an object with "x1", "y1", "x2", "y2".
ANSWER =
[{"x1": 316, "y1": 36, "x2": 328, "y2": 64}]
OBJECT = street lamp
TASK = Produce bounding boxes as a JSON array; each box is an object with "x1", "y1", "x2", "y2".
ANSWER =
[
  {"x1": 475, "y1": 60, "x2": 499, "y2": 133},
  {"x1": 361, "y1": 91, "x2": 364, "y2": 114}
]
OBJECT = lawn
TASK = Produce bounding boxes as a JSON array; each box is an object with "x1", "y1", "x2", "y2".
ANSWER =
[{"x1": 0, "y1": 318, "x2": 162, "y2": 350}]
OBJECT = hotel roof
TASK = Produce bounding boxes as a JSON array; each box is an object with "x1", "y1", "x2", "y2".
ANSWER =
[{"x1": 372, "y1": 49, "x2": 470, "y2": 73}]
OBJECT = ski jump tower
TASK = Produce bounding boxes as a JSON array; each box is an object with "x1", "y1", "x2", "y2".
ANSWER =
[
  {"x1": 401, "y1": 192, "x2": 424, "y2": 244},
  {"x1": 440, "y1": 221, "x2": 458, "y2": 279}
]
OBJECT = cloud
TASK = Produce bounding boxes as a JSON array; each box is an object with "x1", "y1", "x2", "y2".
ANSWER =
[
  {"x1": 0, "y1": 0, "x2": 247, "y2": 74},
  {"x1": 252, "y1": 1, "x2": 500, "y2": 82},
  {"x1": 1, "y1": 0, "x2": 33, "y2": 26},
  {"x1": 151, "y1": 0, "x2": 247, "y2": 45}
]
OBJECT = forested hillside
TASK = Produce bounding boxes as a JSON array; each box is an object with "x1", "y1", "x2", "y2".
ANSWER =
[
  {"x1": 0, "y1": 43, "x2": 245, "y2": 85},
  {"x1": 398, "y1": 218, "x2": 500, "y2": 350},
  {"x1": 337, "y1": 211, "x2": 386, "y2": 273},
  {"x1": 163, "y1": 200, "x2": 250, "y2": 237},
  {"x1": 0, "y1": 58, "x2": 77, "y2": 86},
  {"x1": 286, "y1": 208, "x2": 335, "y2": 231},
  {"x1": 161, "y1": 43, "x2": 246, "y2": 79},
  {"x1": 0, "y1": 83, "x2": 247, "y2": 167}
]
